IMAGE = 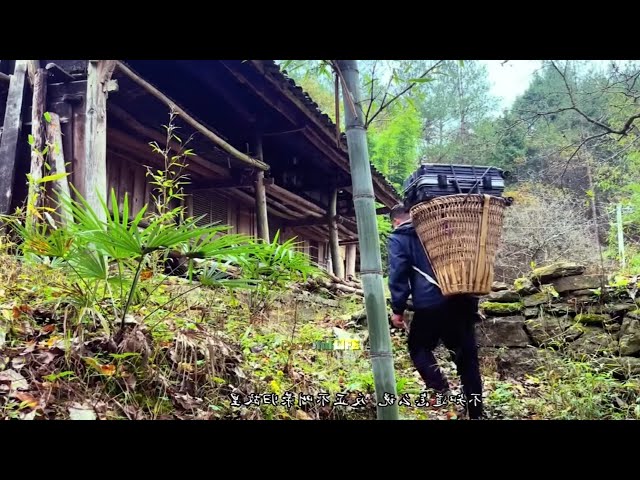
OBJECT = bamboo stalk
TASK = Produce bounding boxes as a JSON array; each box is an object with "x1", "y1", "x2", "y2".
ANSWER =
[
  {"x1": 114, "y1": 61, "x2": 269, "y2": 172},
  {"x1": 337, "y1": 60, "x2": 398, "y2": 420}
]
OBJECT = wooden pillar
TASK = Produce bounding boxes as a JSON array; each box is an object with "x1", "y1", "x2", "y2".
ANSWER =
[
  {"x1": 0, "y1": 60, "x2": 28, "y2": 215},
  {"x1": 346, "y1": 243, "x2": 357, "y2": 279},
  {"x1": 84, "y1": 60, "x2": 117, "y2": 220},
  {"x1": 47, "y1": 113, "x2": 72, "y2": 225},
  {"x1": 328, "y1": 187, "x2": 344, "y2": 279},
  {"x1": 26, "y1": 61, "x2": 47, "y2": 225},
  {"x1": 253, "y1": 134, "x2": 269, "y2": 242}
]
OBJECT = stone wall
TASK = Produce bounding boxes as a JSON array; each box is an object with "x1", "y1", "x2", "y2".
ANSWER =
[{"x1": 477, "y1": 262, "x2": 640, "y2": 379}]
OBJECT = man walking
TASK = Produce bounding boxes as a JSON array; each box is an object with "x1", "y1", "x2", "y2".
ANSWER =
[{"x1": 387, "y1": 204, "x2": 484, "y2": 419}]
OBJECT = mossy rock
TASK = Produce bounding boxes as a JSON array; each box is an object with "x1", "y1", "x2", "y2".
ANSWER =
[
  {"x1": 627, "y1": 309, "x2": 640, "y2": 320},
  {"x1": 491, "y1": 281, "x2": 509, "y2": 292},
  {"x1": 524, "y1": 307, "x2": 541, "y2": 319},
  {"x1": 487, "y1": 289, "x2": 520, "y2": 303},
  {"x1": 545, "y1": 303, "x2": 577, "y2": 317},
  {"x1": 567, "y1": 326, "x2": 619, "y2": 358},
  {"x1": 530, "y1": 262, "x2": 585, "y2": 284},
  {"x1": 574, "y1": 313, "x2": 609, "y2": 325},
  {"x1": 523, "y1": 291, "x2": 553, "y2": 307},
  {"x1": 594, "y1": 356, "x2": 640, "y2": 379},
  {"x1": 524, "y1": 315, "x2": 582, "y2": 347},
  {"x1": 480, "y1": 301, "x2": 523, "y2": 316},
  {"x1": 514, "y1": 277, "x2": 537, "y2": 295}
]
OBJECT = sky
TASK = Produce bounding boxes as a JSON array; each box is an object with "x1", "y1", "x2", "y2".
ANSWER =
[{"x1": 480, "y1": 60, "x2": 543, "y2": 112}]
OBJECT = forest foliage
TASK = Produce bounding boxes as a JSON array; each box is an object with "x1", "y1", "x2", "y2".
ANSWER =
[{"x1": 280, "y1": 60, "x2": 640, "y2": 280}]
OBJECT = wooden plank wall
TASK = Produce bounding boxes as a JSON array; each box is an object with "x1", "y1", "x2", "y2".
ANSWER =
[{"x1": 105, "y1": 151, "x2": 150, "y2": 214}]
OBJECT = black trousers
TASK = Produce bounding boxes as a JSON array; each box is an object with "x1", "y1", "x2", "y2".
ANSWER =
[{"x1": 407, "y1": 296, "x2": 483, "y2": 419}]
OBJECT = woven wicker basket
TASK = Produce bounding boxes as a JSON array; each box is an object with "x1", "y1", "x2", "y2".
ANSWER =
[{"x1": 410, "y1": 194, "x2": 508, "y2": 296}]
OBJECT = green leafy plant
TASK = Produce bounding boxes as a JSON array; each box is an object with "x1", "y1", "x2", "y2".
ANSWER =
[
  {"x1": 238, "y1": 231, "x2": 320, "y2": 320},
  {"x1": 7, "y1": 187, "x2": 260, "y2": 333}
]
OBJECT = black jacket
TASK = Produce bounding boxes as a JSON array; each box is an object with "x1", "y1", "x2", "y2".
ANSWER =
[{"x1": 387, "y1": 221, "x2": 447, "y2": 314}]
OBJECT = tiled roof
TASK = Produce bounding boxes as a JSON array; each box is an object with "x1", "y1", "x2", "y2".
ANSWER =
[{"x1": 255, "y1": 60, "x2": 401, "y2": 204}]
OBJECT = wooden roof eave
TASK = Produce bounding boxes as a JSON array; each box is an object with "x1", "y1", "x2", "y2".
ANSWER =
[{"x1": 114, "y1": 61, "x2": 269, "y2": 173}]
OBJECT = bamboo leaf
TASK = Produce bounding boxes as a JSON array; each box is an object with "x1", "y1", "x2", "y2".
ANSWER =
[
  {"x1": 38, "y1": 172, "x2": 69, "y2": 184},
  {"x1": 44, "y1": 112, "x2": 52, "y2": 123},
  {"x1": 409, "y1": 78, "x2": 435, "y2": 83}
]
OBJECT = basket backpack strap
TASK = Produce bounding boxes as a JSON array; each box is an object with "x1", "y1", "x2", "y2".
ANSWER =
[{"x1": 412, "y1": 265, "x2": 441, "y2": 289}]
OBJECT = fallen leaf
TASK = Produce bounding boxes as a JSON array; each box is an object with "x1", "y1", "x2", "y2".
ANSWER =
[
  {"x1": 178, "y1": 362, "x2": 194, "y2": 372},
  {"x1": 22, "y1": 341, "x2": 36, "y2": 354},
  {"x1": 93, "y1": 401, "x2": 109, "y2": 420},
  {"x1": 140, "y1": 270, "x2": 153, "y2": 281},
  {"x1": 40, "y1": 324, "x2": 55, "y2": 335},
  {"x1": 83, "y1": 357, "x2": 116, "y2": 376},
  {"x1": 68, "y1": 403, "x2": 97, "y2": 420},
  {"x1": 295, "y1": 410, "x2": 312, "y2": 420},
  {"x1": 19, "y1": 410, "x2": 37, "y2": 420},
  {"x1": 35, "y1": 350, "x2": 59, "y2": 365},
  {"x1": 99, "y1": 364, "x2": 116, "y2": 376},
  {"x1": 0, "y1": 369, "x2": 29, "y2": 396},
  {"x1": 15, "y1": 392, "x2": 39, "y2": 409},
  {"x1": 174, "y1": 393, "x2": 203, "y2": 410},
  {"x1": 13, "y1": 304, "x2": 32, "y2": 318},
  {"x1": 11, "y1": 356, "x2": 27, "y2": 371}
]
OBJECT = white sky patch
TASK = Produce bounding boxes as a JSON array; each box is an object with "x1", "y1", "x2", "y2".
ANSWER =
[{"x1": 479, "y1": 60, "x2": 543, "y2": 113}]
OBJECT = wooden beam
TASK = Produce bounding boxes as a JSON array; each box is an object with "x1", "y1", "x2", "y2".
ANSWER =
[
  {"x1": 27, "y1": 61, "x2": 47, "y2": 225},
  {"x1": 328, "y1": 187, "x2": 344, "y2": 279},
  {"x1": 177, "y1": 60, "x2": 257, "y2": 123},
  {"x1": 284, "y1": 214, "x2": 356, "y2": 228},
  {"x1": 45, "y1": 63, "x2": 76, "y2": 83},
  {"x1": 84, "y1": 60, "x2": 117, "y2": 219},
  {"x1": 253, "y1": 134, "x2": 269, "y2": 242},
  {"x1": 107, "y1": 104, "x2": 229, "y2": 177},
  {"x1": 225, "y1": 188, "x2": 297, "y2": 221},
  {"x1": 340, "y1": 206, "x2": 391, "y2": 217},
  {"x1": 266, "y1": 182, "x2": 325, "y2": 216},
  {"x1": 0, "y1": 60, "x2": 28, "y2": 215},
  {"x1": 114, "y1": 61, "x2": 269, "y2": 172}
]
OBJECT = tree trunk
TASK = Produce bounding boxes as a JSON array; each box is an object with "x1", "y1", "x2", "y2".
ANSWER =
[
  {"x1": 328, "y1": 187, "x2": 344, "y2": 279},
  {"x1": 336, "y1": 60, "x2": 399, "y2": 420},
  {"x1": 586, "y1": 160, "x2": 601, "y2": 249}
]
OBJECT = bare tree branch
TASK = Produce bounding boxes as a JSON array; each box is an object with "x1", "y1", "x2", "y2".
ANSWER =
[
  {"x1": 365, "y1": 60, "x2": 445, "y2": 128},
  {"x1": 550, "y1": 61, "x2": 640, "y2": 137}
]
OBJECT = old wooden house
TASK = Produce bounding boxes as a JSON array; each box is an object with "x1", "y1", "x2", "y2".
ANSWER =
[{"x1": 0, "y1": 60, "x2": 400, "y2": 278}]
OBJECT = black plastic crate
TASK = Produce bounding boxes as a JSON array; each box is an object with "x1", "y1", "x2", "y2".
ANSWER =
[{"x1": 403, "y1": 163, "x2": 509, "y2": 209}]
